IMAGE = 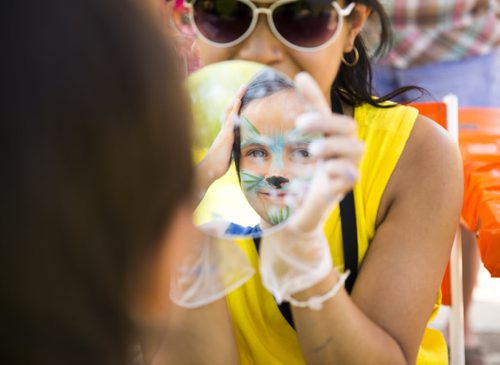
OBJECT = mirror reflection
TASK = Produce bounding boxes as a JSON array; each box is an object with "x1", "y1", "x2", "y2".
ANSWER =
[{"x1": 188, "y1": 61, "x2": 321, "y2": 237}]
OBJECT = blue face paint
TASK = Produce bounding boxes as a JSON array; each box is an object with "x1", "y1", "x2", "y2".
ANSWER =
[{"x1": 270, "y1": 131, "x2": 285, "y2": 172}]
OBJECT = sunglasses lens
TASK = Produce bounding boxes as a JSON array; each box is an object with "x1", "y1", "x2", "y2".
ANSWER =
[
  {"x1": 273, "y1": 1, "x2": 339, "y2": 48},
  {"x1": 193, "y1": 0, "x2": 253, "y2": 44}
]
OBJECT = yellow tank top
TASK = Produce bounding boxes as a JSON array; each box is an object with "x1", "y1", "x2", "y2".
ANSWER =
[{"x1": 226, "y1": 102, "x2": 448, "y2": 364}]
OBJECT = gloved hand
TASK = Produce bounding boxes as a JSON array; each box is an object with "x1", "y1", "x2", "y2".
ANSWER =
[
  {"x1": 170, "y1": 224, "x2": 255, "y2": 308},
  {"x1": 259, "y1": 72, "x2": 362, "y2": 306}
]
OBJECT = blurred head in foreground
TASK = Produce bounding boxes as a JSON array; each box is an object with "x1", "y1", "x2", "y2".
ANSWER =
[{"x1": 0, "y1": 0, "x2": 193, "y2": 364}]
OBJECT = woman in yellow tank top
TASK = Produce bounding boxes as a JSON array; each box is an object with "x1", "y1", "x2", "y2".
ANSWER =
[{"x1": 180, "y1": 0, "x2": 464, "y2": 363}]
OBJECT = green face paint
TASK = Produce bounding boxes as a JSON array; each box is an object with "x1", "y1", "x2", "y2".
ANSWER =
[
  {"x1": 267, "y1": 205, "x2": 291, "y2": 225},
  {"x1": 240, "y1": 169, "x2": 266, "y2": 194},
  {"x1": 240, "y1": 168, "x2": 288, "y2": 225}
]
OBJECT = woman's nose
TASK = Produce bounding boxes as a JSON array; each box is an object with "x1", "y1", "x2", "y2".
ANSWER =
[{"x1": 237, "y1": 17, "x2": 284, "y2": 66}]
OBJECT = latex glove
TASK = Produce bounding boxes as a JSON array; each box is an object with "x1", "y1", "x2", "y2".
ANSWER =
[
  {"x1": 259, "y1": 72, "x2": 362, "y2": 304},
  {"x1": 170, "y1": 225, "x2": 255, "y2": 308}
]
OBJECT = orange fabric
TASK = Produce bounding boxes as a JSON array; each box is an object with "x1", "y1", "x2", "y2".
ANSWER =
[
  {"x1": 477, "y1": 195, "x2": 500, "y2": 276},
  {"x1": 440, "y1": 261, "x2": 451, "y2": 306},
  {"x1": 459, "y1": 108, "x2": 500, "y2": 136},
  {"x1": 410, "y1": 102, "x2": 448, "y2": 128},
  {"x1": 463, "y1": 163, "x2": 500, "y2": 230},
  {"x1": 459, "y1": 108, "x2": 500, "y2": 277}
]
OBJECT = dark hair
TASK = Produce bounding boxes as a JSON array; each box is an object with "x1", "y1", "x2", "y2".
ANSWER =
[
  {"x1": 239, "y1": 69, "x2": 295, "y2": 111},
  {"x1": 334, "y1": 0, "x2": 426, "y2": 107},
  {"x1": 0, "y1": 1, "x2": 192, "y2": 364},
  {"x1": 233, "y1": 69, "x2": 294, "y2": 175}
]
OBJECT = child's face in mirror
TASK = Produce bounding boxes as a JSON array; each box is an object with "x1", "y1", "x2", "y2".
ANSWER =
[{"x1": 238, "y1": 89, "x2": 318, "y2": 226}]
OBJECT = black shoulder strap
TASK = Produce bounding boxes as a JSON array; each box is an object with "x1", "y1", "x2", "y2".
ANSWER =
[
  {"x1": 332, "y1": 90, "x2": 359, "y2": 294},
  {"x1": 339, "y1": 192, "x2": 358, "y2": 293}
]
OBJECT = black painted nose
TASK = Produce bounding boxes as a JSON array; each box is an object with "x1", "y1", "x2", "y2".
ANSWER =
[{"x1": 266, "y1": 176, "x2": 289, "y2": 189}]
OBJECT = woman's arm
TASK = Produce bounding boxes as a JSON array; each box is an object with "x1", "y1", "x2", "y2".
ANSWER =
[{"x1": 291, "y1": 116, "x2": 463, "y2": 364}]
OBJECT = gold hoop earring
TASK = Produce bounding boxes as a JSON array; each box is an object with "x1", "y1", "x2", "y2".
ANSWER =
[{"x1": 341, "y1": 47, "x2": 359, "y2": 67}]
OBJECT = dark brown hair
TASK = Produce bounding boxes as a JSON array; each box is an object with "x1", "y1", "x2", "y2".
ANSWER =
[
  {"x1": 334, "y1": 0, "x2": 426, "y2": 107},
  {"x1": 0, "y1": 1, "x2": 192, "y2": 364}
]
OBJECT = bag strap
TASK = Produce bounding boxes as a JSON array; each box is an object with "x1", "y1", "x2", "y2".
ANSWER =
[
  {"x1": 339, "y1": 192, "x2": 358, "y2": 293},
  {"x1": 331, "y1": 91, "x2": 358, "y2": 294}
]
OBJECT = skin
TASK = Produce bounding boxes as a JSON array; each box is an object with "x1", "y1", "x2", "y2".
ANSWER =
[
  {"x1": 239, "y1": 90, "x2": 318, "y2": 227},
  {"x1": 193, "y1": 1, "x2": 463, "y2": 364}
]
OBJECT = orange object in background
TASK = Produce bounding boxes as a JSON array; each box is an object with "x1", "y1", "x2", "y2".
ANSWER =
[
  {"x1": 441, "y1": 261, "x2": 452, "y2": 306},
  {"x1": 459, "y1": 108, "x2": 500, "y2": 136},
  {"x1": 462, "y1": 162, "x2": 500, "y2": 231},
  {"x1": 459, "y1": 108, "x2": 500, "y2": 278},
  {"x1": 477, "y1": 194, "x2": 500, "y2": 276},
  {"x1": 411, "y1": 102, "x2": 448, "y2": 128}
]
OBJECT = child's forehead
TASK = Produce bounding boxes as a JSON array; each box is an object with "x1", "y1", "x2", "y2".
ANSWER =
[
  {"x1": 243, "y1": 88, "x2": 303, "y2": 111},
  {"x1": 240, "y1": 90, "x2": 306, "y2": 132}
]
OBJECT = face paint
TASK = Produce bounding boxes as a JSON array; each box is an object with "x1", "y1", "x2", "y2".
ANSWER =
[
  {"x1": 240, "y1": 168, "x2": 292, "y2": 226},
  {"x1": 267, "y1": 206, "x2": 291, "y2": 225},
  {"x1": 240, "y1": 169, "x2": 266, "y2": 194},
  {"x1": 240, "y1": 116, "x2": 318, "y2": 173},
  {"x1": 240, "y1": 116, "x2": 297, "y2": 173},
  {"x1": 239, "y1": 116, "x2": 314, "y2": 226},
  {"x1": 240, "y1": 117, "x2": 272, "y2": 154},
  {"x1": 286, "y1": 128, "x2": 320, "y2": 145},
  {"x1": 270, "y1": 132, "x2": 285, "y2": 172},
  {"x1": 236, "y1": 86, "x2": 321, "y2": 227}
]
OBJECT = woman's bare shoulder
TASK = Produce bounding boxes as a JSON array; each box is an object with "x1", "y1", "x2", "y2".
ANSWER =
[{"x1": 376, "y1": 114, "x2": 463, "y2": 227}]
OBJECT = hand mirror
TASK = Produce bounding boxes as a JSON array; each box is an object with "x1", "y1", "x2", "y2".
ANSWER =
[{"x1": 188, "y1": 61, "x2": 321, "y2": 238}]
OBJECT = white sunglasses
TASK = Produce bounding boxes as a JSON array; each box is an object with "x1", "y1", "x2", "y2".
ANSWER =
[{"x1": 184, "y1": 0, "x2": 356, "y2": 52}]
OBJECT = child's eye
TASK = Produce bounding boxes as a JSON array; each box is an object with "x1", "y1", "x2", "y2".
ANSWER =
[
  {"x1": 291, "y1": 148, "x2": 311, "y2": 159},
  {"x1": 248, "y1": 149, "x2": 267, "y2": 158}
]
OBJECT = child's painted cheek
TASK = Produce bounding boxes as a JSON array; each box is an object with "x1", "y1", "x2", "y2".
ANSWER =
[
  {"x1": 241, "y1": 157, "x2": 269, "y2": 177},
  {"x1": 239, "y1": 169, "x2": 266, "y2": 194}
]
